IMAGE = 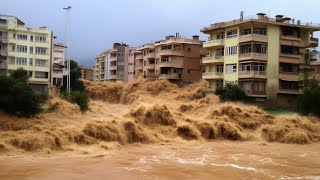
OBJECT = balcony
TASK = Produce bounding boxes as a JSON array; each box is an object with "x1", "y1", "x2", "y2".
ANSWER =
[
  {"x1": 279, "y1": 72, "x2": 299, "y2": 81},
  {"x1": 110, "y1": 56, "x2": 117, "y2": 62},
  {"x1": 278, "y1": 89, "x2": 301, "y2": 95},
  {"x1": 310, "y1": 37, "x2": 319, "y2": 47},
  {"x1": 136, "y1": 55, "x2": 143, "y2": 60},
  {"x1": 203, "y1": 39, "x2": 224, "y2": 48},
  {"x1": 239, "y1": 71, "x2": 267, "y2": 79},
  {"x1": 202, "y1": 56, "x2": 224, "y2": 64},
  {"x1": 109, "y1": 65, "x2": 117, "y2": 70},
  {"x1": 144, "y1": 63, "x2": 155, "y2": 69},
  {"x1": 157, "y1": 49, "x2": 184, "y2": 56},
  {"x1": 279, "y1": 53, "x2": 301, "y2": 64},
  {"x1": 0, "y1": 61, "x2": 7, "y2": 69},
  {"x1": 0, "y1": 36, "x2": 8, "y2": 42},
  {"x1": 280, "y1": 36, "x2": 301, "y2": 46},
  {"x1": 52, "y1": 71, "x2": 63, "y2": 78},
  {"x1": 145, "y1": 52, "x2": 155, "y2": 59},
  {"x1": 239, "y1": 34, "x2": 268, "y2": 43},
  {"x1": 202, "y1": 72, "x2": 223, "y2": 79},
  {"x1": 109, "y1": 75, "x2": 117, "y2": 80},
  {"x1": 0, "y1": 24, "x2": 7, "y2": 29},
  {"x1": 0, "y1": 50, "x2": 7, "y2": 56},
  {"x1": 158, "y1": 73, "x2": 180, "y2": 80},
  {"x1": 135, "y1": 64, "x2": 143, "y2": 70},
  {"x1": 239, "y1": 53, "x2": 267, "y2": 61},
  {"x1": 244, "y1": 90, "x2": 267, "y2": 97}
]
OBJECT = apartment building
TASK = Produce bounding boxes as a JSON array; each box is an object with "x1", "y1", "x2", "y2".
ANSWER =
[
  {"x1": 80, "y1": 66, "x2": 93, "y2": 81},
  {"x1": 154, "y1": 35, "x2": 202, "y2": 82},
  {"x1": 309, "y1": 50, "x2": 320, "y2": 83},
  {"x1": 0, "y1": 14, "x2": 53, "y2": 94},
  {"x1": 52, "y1": 43, "x2": 66, "y2": 87},
  {"x1": 137, "y1": 43, "x2": 156, "y2": 79},
  {"x1": 201, "y1": 13, "x2": 320, "y2": 108},
  {"x1": 126, "y1": 48, "x2": 141, "y2": 83},
  {"x1": 93, "y1": 43, "x2": 129, "y2": 82}
]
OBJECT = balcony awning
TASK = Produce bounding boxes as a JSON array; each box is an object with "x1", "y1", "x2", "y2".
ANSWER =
[{"x1": 279, "y1": 78, "x2": 299, "y2": 81}]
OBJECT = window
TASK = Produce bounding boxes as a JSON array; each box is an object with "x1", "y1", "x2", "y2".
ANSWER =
[
  {"x1": 227, "y1": 29, "x2": 238, "y2": 38},
  {"x1": 225, "y1": 46, "x2": 238, "y2": 56},
  {"x1": 216, "y1": 65, "x2": 224, "y2": 73},
  {"x1": 17, "y1": 34, "x2": 27, "y2": 40},
  {"x1": 253, "y1": 63, "x2": 265, "y2": 72},
  {"x1": 17, "y1": 45, "x2": 27, "y2": 53},
  {"x1": 35, "y1": 71, "x2": 48, "y2": 79},
  {"x1": 226, "y1": 64, "x2": 237, "y2": 73},
  {"x1": 30, "y1": 36, "x2": 33, "y2": 42},
  {"x1": 216, "y1": 80, "x2": 223, "y2": 88},
  {"x1": 35, "y1": 36, "x2": 46, "y2": 43},
  {"x1": 9, "y1": 57, "x2": 15, "y2": 64},
  {"x1": 241, "y1": 29, "x2": 252, "y2": 35},
  {"x1": 35, "y1": 47, "x2": 46, "y2": 55},
  {"x1": 216, "y1": 32, "x2": 225, "y2": 40},
  {"x1": 16, "y1": 57, "x2": 27, "y2": 65},
  {"x1": 35, "y1": 59, "x2": 46, "y2": 67},
  {"x1": 29, "y1": 58, "x2": 33, "y2": 66},
  {"x1": 282, "y1": 63, "x2": 294, "y2": 72},
  {"x1": 30, "y1": 47, "x2": 33, "y2": 54},
  {"x1": 188, "y1": 48, "x2": 191, "y2": 52}
]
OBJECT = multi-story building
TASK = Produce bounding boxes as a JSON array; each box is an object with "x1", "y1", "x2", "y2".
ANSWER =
[
  {"x1": 201, "y1": 13, "x2": 320, "y2": 108},
  {"x1": 80, "y1": 65, "x2": 93, "y2": 81},
  {"x1": 154, "y1": 34, "x2": 202, "y2": 82},
  {"x1": 138, "y1": 43, "x2": 156, "y2": 79},
  {"x1": 0, "y1": 14, "x2": 53, "y2": 94},
  {"x1": 126, "y1": 47, "x2": 140, "y2": 83},
  {"x1": 52, "y1": 43, "x2": 66, "y2": 87},
  {"x1": 93, "y1": 50, "x2": 107, "y2": 81}
]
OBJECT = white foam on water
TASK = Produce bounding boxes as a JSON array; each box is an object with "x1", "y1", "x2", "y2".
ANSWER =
[
  {"x1": 210, "y1": 163, "x2": 257, "y2": 172},
  {"x1": 279, "y1": 176, "x2": 320, "y2": 180}
]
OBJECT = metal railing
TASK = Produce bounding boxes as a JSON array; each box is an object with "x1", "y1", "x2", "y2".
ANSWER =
[
  {"x1": 202, "y1": 72, "x2": 223, "y2": 76},
  {"x1": 239, "y1": 52, "x2": 267, "y2": 59},
  {"x1": 202, "y1": 55, "x2": 224, "y2": 62},
  {"x1": 239, "y1": 71, "x2": 266, "y2": 76}
]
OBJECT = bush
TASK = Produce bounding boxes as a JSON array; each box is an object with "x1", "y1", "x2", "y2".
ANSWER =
[
  {"x1": 0, "y1": 71, "x2": 46, "y2": 117},
  {"x1": 298, "y1": 84, "x2": 320, "y2": 117},
  {"x1": 69, "y1": 91, "x2": 89, "y2": 112},
  {"x1": 215, "y1": 83, "x2": 245, "y2": 102}
]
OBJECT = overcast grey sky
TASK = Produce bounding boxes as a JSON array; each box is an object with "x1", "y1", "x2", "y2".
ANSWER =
[{"x1": 2, "y1": 0, "x2": 320, "y2": 67}]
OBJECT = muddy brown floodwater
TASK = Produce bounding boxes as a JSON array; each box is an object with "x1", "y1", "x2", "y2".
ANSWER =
[
  {"x1": 0, "y1": 79, "x2": 320, "y2": 179},
  {"x1": 1, "y1": 141, "x2": 320, "y2": 180}
]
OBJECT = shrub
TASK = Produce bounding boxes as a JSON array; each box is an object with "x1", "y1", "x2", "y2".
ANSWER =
[
  {"x1": 69, "y1": 91, "x2": 89, "y2": 112},
  {"x1": 215, "y1": 83, "x2": 245, "y2": 102},
  {"x1": 298, "y1": 84, "x2": 320, "y2": 117}
]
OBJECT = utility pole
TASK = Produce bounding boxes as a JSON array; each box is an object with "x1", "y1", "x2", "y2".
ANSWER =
[{"x1": 63, "y1": 5, "x2": 72, "y2": 93}]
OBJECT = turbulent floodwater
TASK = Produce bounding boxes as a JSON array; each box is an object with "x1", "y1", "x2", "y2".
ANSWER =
[{"x1": 1, "y1": 141, "x2": 320, "y2": 180}]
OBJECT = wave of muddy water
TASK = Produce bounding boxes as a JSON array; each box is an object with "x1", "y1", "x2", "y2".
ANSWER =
[
  {"x1": 1, "y1": 141, "x2": 320, "y2": 180},
  {"x1": 1, "y1": 79, "x2": 320, "y2": 179}
]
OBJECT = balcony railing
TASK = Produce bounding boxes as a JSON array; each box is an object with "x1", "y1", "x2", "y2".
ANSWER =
[
  {"x1": 145, "y1": 52, "x2": 155, "y2": 58},
  {"x1": 109, "y1": 75, "x2": 117, "y2": 79},
  {"x1": 203, "y1": 39, "x2": 224, "y2": 48},
  {"x1": 239, "y1": 52, "x2": 267, "y2": 61},
  {"x1": 109, "y1": 65, "x2": 117, "y2": 70},
  {"x1": 239, "y1": 71, "x2": 266, "y2": 78},
  {"x1": 158, "y1": 73, "x2": 180, "y2": 80},
  {"x1": 202, "y1": 72, "x2": 224, "y2": 79},
  {"x1": 239, "y1": 34, "x2": 268, "y2": 43},
  {"x1": 145, "y1": 63, "x2": 155, "y2": 69},
  {"x1": 110, "y1": 56, "x2": 117, "y2": 61},
  {"x1": 0, "y1": 24, "x2": 7, "y2": 29},
  {"x1": 310, "y1": 37, "x2": 319, "y2": 47},
  {"x1": 0, "y1": 36, "x2": 8, "y2": 42},
  {"x1": 136, "y1": 55, "x2": 143, "y2": 59},
  {"x1": 157, "y1": 49, "x2": 183, "y2": 56},
  {"x1": 278, "y1": 88, "x2": 300, "y2": 94},
  {"x1": 202, "y1": 55, "x2": 224, "y2": 63}
]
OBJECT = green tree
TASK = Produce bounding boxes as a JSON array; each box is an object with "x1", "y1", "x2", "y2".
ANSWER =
[
  {"x1": 298, "y1": 81, "x2": 320, "y2": 117},
  {"x1": 62, "y1": 60, "x2": 89, "y2": 112},
  {"x1": 0, "y1": 68, "x2": 46, "y2": 117},
  {"x1": 215, "y1": 83, "x2": 245, "y2": 101}
]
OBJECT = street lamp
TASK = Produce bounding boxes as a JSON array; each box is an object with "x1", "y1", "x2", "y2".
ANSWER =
[{"x1": 63, "y1": 5, "x2": 71, "y2": 93}]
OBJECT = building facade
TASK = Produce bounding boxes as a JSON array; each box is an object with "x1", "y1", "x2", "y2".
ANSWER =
[
  {"x1": 201, "y1": 13, "x2": 320, "y2": 108},
  {"x1": 52, "y1": 43, "x2": 66, "y2": 87},
  {"x1": 0, "y1": 14, "x2": 53, "y2": 94},
  {"x1": 80, "y1": 66, "x2": 94, "y2": 81}
]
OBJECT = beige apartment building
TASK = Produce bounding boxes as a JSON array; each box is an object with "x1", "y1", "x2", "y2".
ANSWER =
[
  {"x1": 0, "y1": 14, "x2": 53, "y2": 94},
  {"x1": 201, "y1": 13, "x2": 320, "y2": 108}
]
